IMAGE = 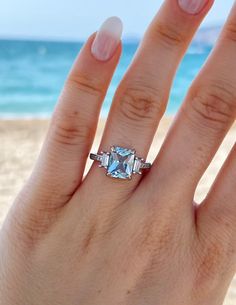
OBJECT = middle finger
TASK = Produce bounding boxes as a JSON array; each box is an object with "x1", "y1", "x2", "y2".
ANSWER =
[{"x1": 144, "y1": 1, "x2": 236, "y2": 205}]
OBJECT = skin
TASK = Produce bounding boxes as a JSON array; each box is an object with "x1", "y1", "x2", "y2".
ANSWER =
[{"x1": 1, "y1": 0, "x2": 236, "y2": 304}]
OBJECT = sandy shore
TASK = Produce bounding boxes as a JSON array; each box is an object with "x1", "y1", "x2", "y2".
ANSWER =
[{"x1": 0, "y1": 117, "x2": 236, "y2": 304}]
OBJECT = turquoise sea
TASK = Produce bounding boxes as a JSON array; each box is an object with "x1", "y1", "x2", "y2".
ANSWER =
[{"x1": 0, "y1": 39, "x2": 212, "y2": 118}]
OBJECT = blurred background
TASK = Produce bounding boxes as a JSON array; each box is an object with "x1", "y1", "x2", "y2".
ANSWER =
[
  {"x1": 0, "y1": 1, "x2": 236, "y2": 304},
  {"x1": 0, "y1": 0, "x2": 234, "y2": 118}
]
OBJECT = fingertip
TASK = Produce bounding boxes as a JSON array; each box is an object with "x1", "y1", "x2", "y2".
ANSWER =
[
  {"x1": 91, "y1": 16, "x2": 123, "y2": 62},
  {"x1": 178, "y1": 0, "x2": 214, "y2": 16}
]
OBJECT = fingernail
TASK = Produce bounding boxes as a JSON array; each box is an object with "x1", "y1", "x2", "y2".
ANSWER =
[
  {"x1": 91, "y1": 16, "x2": 123, "y2": 61},
  {"x1": 178, "y1": 0, "x2": 209, "y2": 14}
]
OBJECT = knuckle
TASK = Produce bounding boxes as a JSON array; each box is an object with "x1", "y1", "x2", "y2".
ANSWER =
[
  {"x1": 152, "y1": 21, "x2": 185, "y2": 48},
  {"x1": 224, "y1": 21, "x2": 236, "y2": 43},
  {"x1": 205, "y1": 208, "x2": 236, "y2": 255},
  {"x1": 197, "y1": 241, "x2": 223, "y2": 282},
  {"x1": 52, "y1": 111, "x2": 93, "y2": 146},
  {"x1": 187, "y1": 81, "x2": 236, "y2": 131},
  {"x1": 193, "y1": 235, "x2": 233, "y2": 295},
  {"x1": 117, "y1": 86, "x2": 165, "y2": 125},
  {"x1": 131, "y1": 212, "x2": 183, "y2": 278},
  {"x1": 66, "y1": 74, "x2": 104, "y2": 99},
  {"x1": 136, "y1": 212, "x2": 177, "y2": 259}
]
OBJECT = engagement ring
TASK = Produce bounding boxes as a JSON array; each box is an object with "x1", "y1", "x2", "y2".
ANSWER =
[{"x1": 90, "y1": 146, "x2": 151, "y2": 180}]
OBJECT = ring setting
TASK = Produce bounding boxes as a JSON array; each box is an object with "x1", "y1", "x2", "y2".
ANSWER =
[{"x1": 90, "y1": 146, "x2": 151, "y2": 180}]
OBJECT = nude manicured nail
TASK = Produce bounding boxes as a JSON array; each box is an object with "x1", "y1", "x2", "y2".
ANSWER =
[
  {"x1": 91, "y1": 17, "x2": 123, "y2": 61},
  {"x1": 178, "y1": 0, "x2": 209, "y2": 14}
]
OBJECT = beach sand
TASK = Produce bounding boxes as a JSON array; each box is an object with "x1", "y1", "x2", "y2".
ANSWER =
[{"x1": 0, "y1": 117, "x2": 236, "y2": 304}]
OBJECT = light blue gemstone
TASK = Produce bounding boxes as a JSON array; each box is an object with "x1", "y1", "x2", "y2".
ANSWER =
[{"x1": 107, "y1": 146, "x2": 135, "y2": 179}]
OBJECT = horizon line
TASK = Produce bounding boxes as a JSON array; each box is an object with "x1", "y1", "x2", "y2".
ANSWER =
[{"x1": 0, "y1": 23, "x2": 222, "y2": 44}]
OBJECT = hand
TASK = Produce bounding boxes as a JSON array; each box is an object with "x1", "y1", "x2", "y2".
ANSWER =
[{"x1": 1, "y1": 0, "x2": 236, "y2": 304}]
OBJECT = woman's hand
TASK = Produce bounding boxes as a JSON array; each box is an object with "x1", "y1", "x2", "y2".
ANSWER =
[{"x1": 1, "y1": 0, "x2": 236, "y2": 304}]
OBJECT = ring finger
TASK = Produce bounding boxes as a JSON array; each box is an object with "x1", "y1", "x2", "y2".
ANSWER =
[{"x1": 84, "y1": 0, "x2": 214, "y2": 198}]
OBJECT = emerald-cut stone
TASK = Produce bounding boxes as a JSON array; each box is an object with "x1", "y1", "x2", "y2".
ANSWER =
[{"x1": 107, "y1": 146, "x2": 135, "y2": 179}]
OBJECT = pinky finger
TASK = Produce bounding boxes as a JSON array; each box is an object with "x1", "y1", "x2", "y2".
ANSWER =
[{"x1": 197, "y1": 142, "x2": 236, "y2": 251}]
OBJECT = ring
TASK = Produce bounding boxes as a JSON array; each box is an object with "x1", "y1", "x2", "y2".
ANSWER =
[{"x1": 90, "y1": 146, "x2": 151, "y2": 180}]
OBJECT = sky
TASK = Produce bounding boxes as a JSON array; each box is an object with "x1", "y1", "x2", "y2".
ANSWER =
[{"x1": 0, "y1": 0, "x2": 234, "y2": 41}]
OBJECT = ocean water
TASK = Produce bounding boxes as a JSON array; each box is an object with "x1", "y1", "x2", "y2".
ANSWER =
[{"x1": 0, "y1": 39, "x2": 212, "y2": 118}]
